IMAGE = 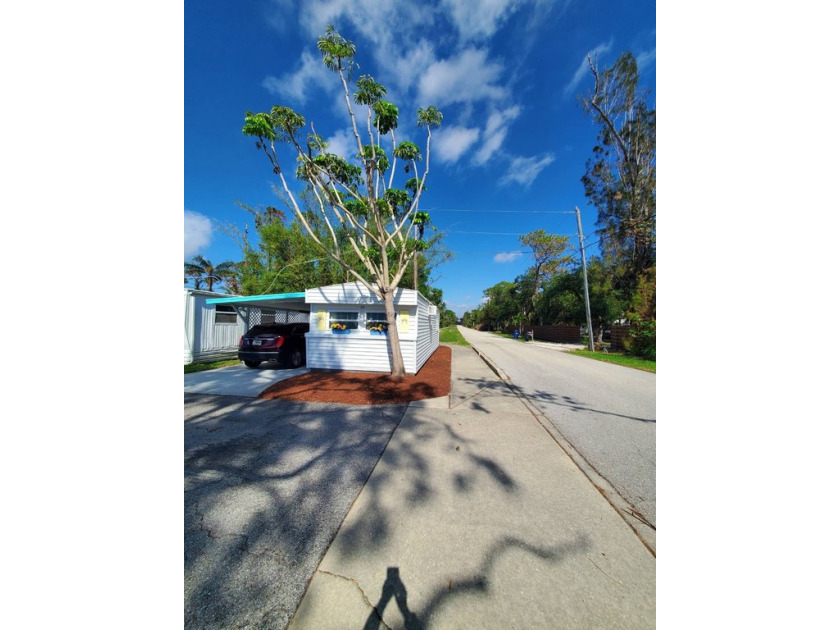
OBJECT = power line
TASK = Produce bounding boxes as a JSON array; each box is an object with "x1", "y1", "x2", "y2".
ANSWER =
[
  {"x1": 430, "y1": 208, "x2": 577, "y2": 214},
  {"x1": 446, "y1": 230, "x2": 582, "y2": 238},
  {"x1": 447, "y1": 230, "x2": 532, "y2": 236},
  {"x1": 449, "y1": 250, "x2": 530, "y2": 255}
]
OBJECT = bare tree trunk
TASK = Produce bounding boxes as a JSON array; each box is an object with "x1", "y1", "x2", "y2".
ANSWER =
[{"x1": 382, "y1": 288, "x2": 406, "y2": 379}]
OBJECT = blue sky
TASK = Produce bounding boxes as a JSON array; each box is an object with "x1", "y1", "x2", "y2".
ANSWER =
[{"x1": 185, "y1": 0, "x2": 656, "y2": 316}]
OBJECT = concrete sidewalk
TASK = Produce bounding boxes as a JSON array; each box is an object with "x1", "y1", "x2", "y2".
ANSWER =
[{"x1": 288, "y1": 345, "x2": 655, "y2": 629}]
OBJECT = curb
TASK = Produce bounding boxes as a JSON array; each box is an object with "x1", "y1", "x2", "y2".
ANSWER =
[{"x1": 469, "y1": 345, "x2": 511, "y2": 381}]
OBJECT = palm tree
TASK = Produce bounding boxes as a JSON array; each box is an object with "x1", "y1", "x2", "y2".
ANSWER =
[{"x1": 184, "y1": 255, "x2": 238, "y2": 292}]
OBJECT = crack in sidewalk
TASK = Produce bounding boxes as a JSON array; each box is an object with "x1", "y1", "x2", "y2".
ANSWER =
[{"x1": 317, "y1": 570, "x2": 393, "y2": 630}]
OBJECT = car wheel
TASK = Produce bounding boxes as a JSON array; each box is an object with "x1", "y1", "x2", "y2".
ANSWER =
[
  {"x1": 244, "y1": 360, "x2": 261, "y2": 368},
  {"x1": 289, "y1": 350, "x2": 304, "y2": 369}
]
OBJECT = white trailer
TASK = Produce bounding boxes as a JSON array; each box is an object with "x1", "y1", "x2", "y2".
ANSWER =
[
  {"x1": 183, "y1": 288, "x2": 249, "y2": 365},
  {"x1": 304, "y1": 282, "x2": 439, "y2": 374}
]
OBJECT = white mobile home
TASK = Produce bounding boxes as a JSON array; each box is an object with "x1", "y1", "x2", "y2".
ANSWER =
[
  {"x1": 305, "y1": 282, "x2": 439, "y2": 374},
  {"x1": 184, "y1": 288, "x2": 248, "y2": 364},
  {"x1": 204, "y1": 281, "x2": 440, "y2": 374}
]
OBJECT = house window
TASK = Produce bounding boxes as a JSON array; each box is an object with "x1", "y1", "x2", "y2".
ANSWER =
[
  {"x1": 260, "y1": 309, "x2": 277, "y2": 324},
  {"x1": 214, "y1": 304, "x2": 237, "y2": 324},
  {"x1": 329, "y1": 311, "x2": 359, "y2": 331},
  {"x1": 365, "y1": 311, "x2": 389, "y2": 332}
]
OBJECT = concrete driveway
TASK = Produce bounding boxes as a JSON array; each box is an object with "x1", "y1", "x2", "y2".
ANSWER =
[{"x1": 184, "y1": 363, "x2": 309, "y2": 397}]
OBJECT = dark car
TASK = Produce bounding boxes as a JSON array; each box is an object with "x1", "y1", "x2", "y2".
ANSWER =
[{"x1": 238, "y1": 323, "x2": 309, "y2": 369}]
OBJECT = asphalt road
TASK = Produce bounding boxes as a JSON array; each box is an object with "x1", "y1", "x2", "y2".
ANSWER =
[
  {"x1": 457, "y1": 327, "x2": 656, "y2": 537},
  {"x1": 184, "y1": 393, "x2": 407, "y2": 629}
]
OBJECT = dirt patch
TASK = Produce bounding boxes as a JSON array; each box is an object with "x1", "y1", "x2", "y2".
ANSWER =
[{"x1": 258, "y1": 345, "x2": 452, "y2": 405}]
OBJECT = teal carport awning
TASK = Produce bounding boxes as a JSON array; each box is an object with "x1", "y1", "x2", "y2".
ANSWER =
[{"x1": 206, "y1": 292, "x2": 309, "y2": 312}]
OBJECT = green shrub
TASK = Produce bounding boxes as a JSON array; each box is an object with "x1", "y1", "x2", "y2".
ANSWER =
[
  {"x1": 625, "y1": 316, "x2": 656, "y2": 360},
  {"x1": 623, "y1": 266, "x2": 655, "y2": 360}
]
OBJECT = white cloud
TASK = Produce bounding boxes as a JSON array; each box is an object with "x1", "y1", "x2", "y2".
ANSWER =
[
  {"x1": 387, "y1": 39, "x2": 437, "y2": 95},
  {"x1": 473, "y1": 106, "x2": 521, "y2": 166},
  {"x1": 297, "y1": 0, "x2": 355, "y2": 37},
  {"x1": 563, "y1": 40, "x2": 613, "y2": 98},
  {"x1": 296, "y1": 1, "x2": 435, "y2": 97},
  {"x1": 493, "y1": 251, "x2": 523, "y2": 263},
  {"x1": 442, "y1": 0, "x2": 524, "y2": 42},
  {"x1": 325, "y1": 128, "x2": 358, "y2": 161},
  {"x1": 636, "y1": 48, "x2": 656, "y2": 74},
  {"x1": 185, "y1": 210, "x2": 212, "y2": 258},
  {"x1": 500, "y1": 153, "x2": 556, "y2": 187},
  {"x1": 262, "y1": 49, "x2": 333, "y2": 105},
  {"x1": 435, "y1": 126, "x2": 480, "y2": 163},
  {"x1": 418, "y1": 48, "x2": 507, "y2": 107},
  {"x1": 328, "y1": 90, "x2": 372, "y2": 130}
]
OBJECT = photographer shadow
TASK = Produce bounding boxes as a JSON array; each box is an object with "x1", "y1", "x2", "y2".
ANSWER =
[{"x1": 364, "y1": 567, "x2": 421, "y2": 630}]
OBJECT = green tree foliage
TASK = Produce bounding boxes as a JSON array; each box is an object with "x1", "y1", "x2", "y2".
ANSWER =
[
  {"x1": 520, "y1": 229, "x2": 573, "y2": 297},
  {"x1": 440, "y1": 309, "x2": 458, "y2": 328},
  {"x1": 536, "y1": 257, "x2": 625, "y2": 342},
  {"x1": 624, "y1": 266, "x2": 656, "y2": 359},
  {"x1": 183, "y1": 256, "x2": 238, "y2": 292},
  {"x1": 580, "y1": 52, "x2": 655, "y2": 293},
  {"x1": 472, "y1": 281, "x2": 522, "y2": 331},
  {"x1": 226, "y1": 200, "x2": 350, "y2": 295},
  {"x1": 242, "y1": 25, "x2": 443, "y2": 378},
  {"x1": 518, "y1": 229, "x2": 573, "y2": 322},
  {"x1": 464, "y1": 255, "x2": 632, "y2": 350}
]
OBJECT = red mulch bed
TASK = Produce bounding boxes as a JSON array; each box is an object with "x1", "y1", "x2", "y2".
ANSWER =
[{"x1": 258, "y1": 345, "x2": 451, "y2": 405}]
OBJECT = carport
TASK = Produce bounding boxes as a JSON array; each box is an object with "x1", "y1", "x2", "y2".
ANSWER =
[
  {"x1": 186, "y1": 292, "x2": 312, "y2": 397},
  {"x1": 206, "y1": 291, "x2": 311, "y2": 326}
]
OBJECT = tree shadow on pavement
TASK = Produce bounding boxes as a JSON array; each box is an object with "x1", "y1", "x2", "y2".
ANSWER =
[
  {"x1": 503, "y1": 383, "x2": 656, "y2": 423},
  {"x1": 184, "y1": 395, "x2": 407, "y2": 630},
  {"x1": 330, "y1": 411, "x2": 520, "y2": 563},
  {"x1": 449, "y1": 376, "x2": 518, "y2": 414}
]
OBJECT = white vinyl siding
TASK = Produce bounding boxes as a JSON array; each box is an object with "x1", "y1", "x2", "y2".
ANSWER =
[
  {"x1": 184, "y1": 289, "x2": 249, "y2": 364},
  {"x1": 304, "y1": 281, "x2": 437, "y2": 374},
  {"x1": 305, "y1": 283, "x2": 418, "y2": 307},
  {"x1": 306, "y1": 335, "x2": 419, "y2": 373},
  {"x1": 415, "y1": 301, "x2": 439, "y2": 370}
]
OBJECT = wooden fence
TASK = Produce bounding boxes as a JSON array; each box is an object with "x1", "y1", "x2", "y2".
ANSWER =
[
  {"x1": 610, "y1": 325, "x2": 630, "y2": 350},
  {"x1": 505, "y1": 324, "x2": 582, "y2": 343},
  {"x1": 502, "y1": 323, "x2": 632, "y2": 349}
]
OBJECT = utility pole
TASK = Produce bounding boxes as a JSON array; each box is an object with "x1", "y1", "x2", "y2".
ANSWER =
[{"x1": 575, "y1": 206, "x2": 595, "y2": 351}]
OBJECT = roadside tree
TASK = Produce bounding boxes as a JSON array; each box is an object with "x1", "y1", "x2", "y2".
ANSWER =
[
  {"x1": 242, "y1": 26, "x2": 442, "y2": 378},
  {"x1": 580, "y1": 52, "x2": 655, "y2": 292},
  {"x1": 519, "y1": 229, "x2": 573, "y2": 323}
]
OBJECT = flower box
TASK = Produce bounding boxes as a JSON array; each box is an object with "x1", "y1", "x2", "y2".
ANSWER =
[
  {"x1": 369, "y1": 330, "x2": 387, "y2": 336},
  {"x1": 331, "y1": 328, "x2": 351, "y2": 335}
]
